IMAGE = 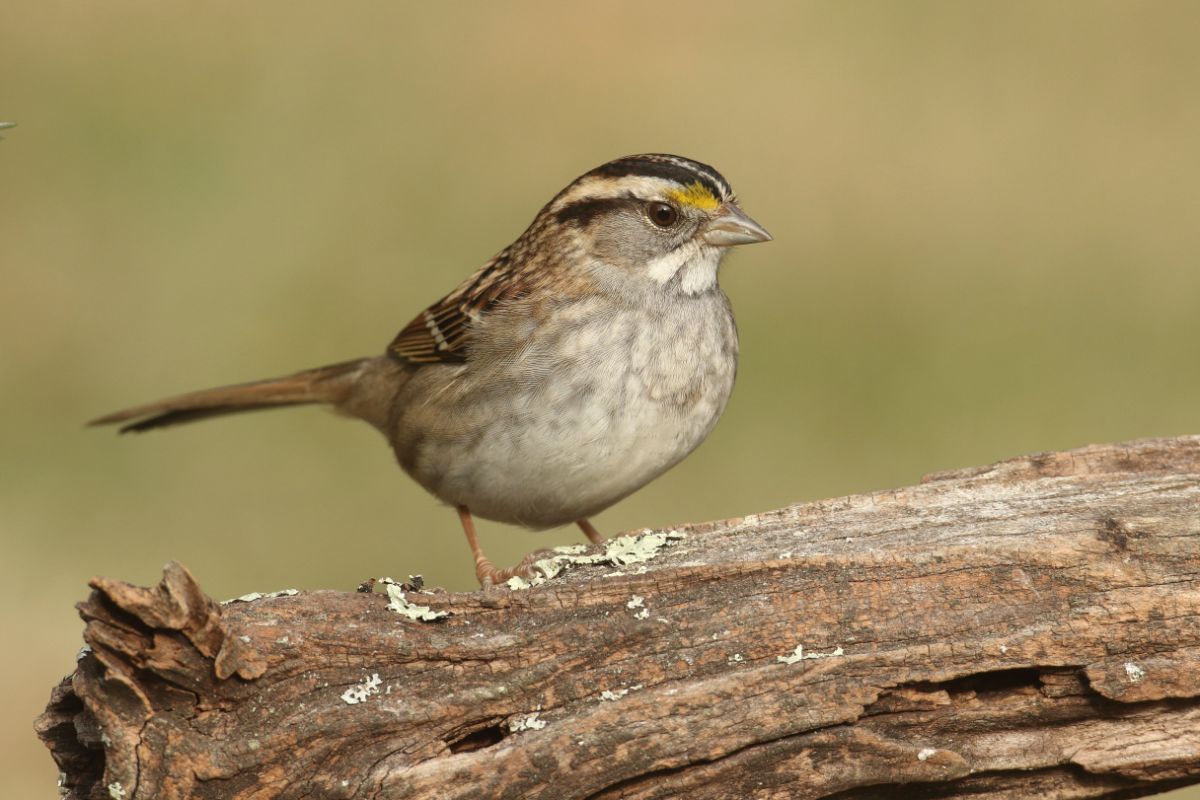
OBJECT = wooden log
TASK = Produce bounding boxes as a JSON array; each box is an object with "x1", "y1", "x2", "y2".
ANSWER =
[{"x1": 36, "y1": 435, "x2": 1200, "y2": 799}]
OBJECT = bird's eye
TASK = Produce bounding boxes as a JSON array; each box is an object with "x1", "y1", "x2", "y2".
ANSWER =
[{"x1": 646, "y1": 202, "x2": 679, "y2": 228}]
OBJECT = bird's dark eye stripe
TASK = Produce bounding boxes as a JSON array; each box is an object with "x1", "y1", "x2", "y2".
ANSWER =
[{"x1": 554, "y1": 196, "x2": 633, "y2": 227}]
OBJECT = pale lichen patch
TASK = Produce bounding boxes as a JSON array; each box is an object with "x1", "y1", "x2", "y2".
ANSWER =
[
  {"x1": 107, "y1": 782, "x2": 126, "y2": 799},
  {"x1": 500, "y1": 529, "x2": 686, "y2": 589},
  {"x1": 917, "y1": 747, "x2": 937, "y2": 761},
  {"x1": 508, "y1": 712, "x2": 547, "y2": 732},
  {"x1": 599, "y1": 684, "x2": 643, "y2": 702},
  {"x1": 384, "y1": 582, "x2": 449, "y2": 621},
  {"x1": 224, "y1": 588, "x2": 300, "y2": 604},
  {"x1": 626, "y1": 595, "x2": 649, "y2": 619},
  {"x1": 532, "y1": 558, "x2": 564, "y2": 580},
  {"x1": 1124, "y1": 662, "x2": 1146, "y2": 683},
  {"x1": 604, "y1": 529, "x2": 686, "y2": 566},
  {"x1": 777, "y1": 644, "x2": 845, "y2": 665},
  {"x1": 341, "y1": 673, "x2": 382, "y2": 705}
]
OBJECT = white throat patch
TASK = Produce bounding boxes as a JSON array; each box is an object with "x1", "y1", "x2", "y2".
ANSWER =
[{"x1": 646, "y1": 244, "x2": 722, "y2": 295}]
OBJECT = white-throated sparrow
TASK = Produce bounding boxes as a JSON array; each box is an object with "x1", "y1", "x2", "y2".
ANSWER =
[{"x1": 93, "y1": 154, "x2": 772, "y2": 587}]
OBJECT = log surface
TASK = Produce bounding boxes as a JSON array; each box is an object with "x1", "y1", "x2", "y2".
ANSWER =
[{"x1": 36, "y1": 435, "x2": 1200, "y2": 799}]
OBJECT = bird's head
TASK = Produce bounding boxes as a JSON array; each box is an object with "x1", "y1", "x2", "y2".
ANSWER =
[{"x1": 534, "y1": 153, "x2": 771, "y2": 296}]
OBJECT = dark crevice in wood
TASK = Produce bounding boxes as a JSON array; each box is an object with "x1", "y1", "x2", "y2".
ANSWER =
[
  {"x1": 445, "y1": 722, "x2": 506, "y2": 754},
  {"x1": 905, "y1": 666, "x2": 1046, "y2": 698}
]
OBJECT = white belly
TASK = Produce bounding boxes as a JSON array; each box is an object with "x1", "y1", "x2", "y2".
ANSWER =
[{"x1": 400, "y1": 293, "x2": 738, "y2": 528}]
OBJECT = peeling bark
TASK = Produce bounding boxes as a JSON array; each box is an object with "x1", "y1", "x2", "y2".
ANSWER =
[{"x1": 36, "y1": 435, "x2": 1200, "y2": 799}]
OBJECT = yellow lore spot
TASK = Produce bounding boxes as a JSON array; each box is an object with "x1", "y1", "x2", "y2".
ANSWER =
[{"x1": 667, "y1": 181, "x2": 721, "y2": 211}]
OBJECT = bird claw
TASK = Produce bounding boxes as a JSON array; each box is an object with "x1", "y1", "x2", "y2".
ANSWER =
[{"x1": 475, "y1": 548, "x2": 557, "y2": 590}]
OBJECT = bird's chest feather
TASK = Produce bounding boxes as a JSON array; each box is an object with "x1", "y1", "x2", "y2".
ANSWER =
[
  {"x1": 519, "y1": 293, "x2": 737, "y2": 455},
  {"x1": 402, "y1": 291, "x2": 738, "y2": 527}
]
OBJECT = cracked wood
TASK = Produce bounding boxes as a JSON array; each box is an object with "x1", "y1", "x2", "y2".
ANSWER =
[{"x1": 36, "y1": 435, "x2": 1200, "y2": 799}]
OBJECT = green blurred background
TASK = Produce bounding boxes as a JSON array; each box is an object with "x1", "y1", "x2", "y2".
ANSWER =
[{"x1": 3, "y1": 1, "x2": 1198, "y2": 795}]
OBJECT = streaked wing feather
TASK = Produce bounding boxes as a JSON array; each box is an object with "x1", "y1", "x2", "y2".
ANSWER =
[{"x1": 389, "y1": 249, "x2": 519, "y2": 365}]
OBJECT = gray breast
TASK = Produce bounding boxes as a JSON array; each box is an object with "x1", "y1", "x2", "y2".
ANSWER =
[{"x1": 390, "y1": 290, "x2": 738, "y2": 528}]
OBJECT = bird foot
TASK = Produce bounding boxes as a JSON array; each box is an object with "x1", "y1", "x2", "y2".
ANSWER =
[{"x1": 475, "y1": 548, "x2": 557, "y2": 590}]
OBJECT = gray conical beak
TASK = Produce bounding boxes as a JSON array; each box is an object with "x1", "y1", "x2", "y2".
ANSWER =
[{"x1": 702, "y1": 203, "x2": 772, "y2": 247}]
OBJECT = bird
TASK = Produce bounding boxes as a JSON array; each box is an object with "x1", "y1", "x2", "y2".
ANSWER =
[{"x1": 91, "y1": 154, "x2": 772, "y2": 587}]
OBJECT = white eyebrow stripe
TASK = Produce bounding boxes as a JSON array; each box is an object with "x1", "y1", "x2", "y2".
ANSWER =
[{"x1": 551, "y1": 175, "x2": 680, "y2": 210}]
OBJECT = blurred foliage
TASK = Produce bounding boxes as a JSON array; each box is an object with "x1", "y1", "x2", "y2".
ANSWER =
[{"x1": 3, "y1": 2, "x2": 1198, "y2": 796}]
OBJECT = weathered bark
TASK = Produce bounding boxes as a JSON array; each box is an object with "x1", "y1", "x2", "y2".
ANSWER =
[{"x1": 36, "y1": 435, "x2": 1200, "y2": 799}]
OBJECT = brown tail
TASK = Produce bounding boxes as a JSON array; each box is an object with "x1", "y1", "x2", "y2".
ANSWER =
[{"x1": 89, "y1": 358, "x2": 370, "y2": 433}]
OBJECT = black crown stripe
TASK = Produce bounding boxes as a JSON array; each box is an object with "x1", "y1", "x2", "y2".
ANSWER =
[{"x1": 588, "y1": 154, "x2": 731, "y2": 203}]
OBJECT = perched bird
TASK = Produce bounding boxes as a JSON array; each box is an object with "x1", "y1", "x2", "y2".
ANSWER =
[{"x1": 92, "y1": 154, "x2": 772, "y2": 587}]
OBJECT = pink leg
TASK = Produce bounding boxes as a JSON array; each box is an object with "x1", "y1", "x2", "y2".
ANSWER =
[
  {"x1": 457, "y1": 506, "x2": 553, "y2": 589},
  {"x1": 577, "y1": 518, "x2": 605, "y2": 545}
]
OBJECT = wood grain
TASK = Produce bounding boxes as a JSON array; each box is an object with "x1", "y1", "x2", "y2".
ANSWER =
[{"x1": 37, "y1": 436, "x2": 1200, "y2": 799}]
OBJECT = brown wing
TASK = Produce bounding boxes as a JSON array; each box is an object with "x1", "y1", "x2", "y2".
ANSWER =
[{"x1": 389, "y1": 249, "x2": 522, "y2": 365}]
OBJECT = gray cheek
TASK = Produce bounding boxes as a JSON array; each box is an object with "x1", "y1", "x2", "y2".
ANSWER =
[{"x1": 590, "y1": 210, "x2": 680, "y2": 268}]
